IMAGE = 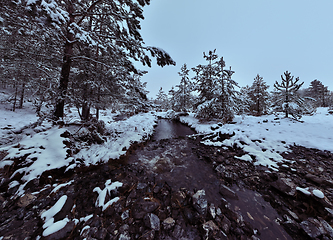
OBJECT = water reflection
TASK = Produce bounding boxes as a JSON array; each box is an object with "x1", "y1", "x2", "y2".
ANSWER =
[{"x1": 152, "y1": 119, "x2": 196, "y2": 141}]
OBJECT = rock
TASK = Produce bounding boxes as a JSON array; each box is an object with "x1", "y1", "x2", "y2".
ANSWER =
[
  {"x1": 325, "y1": 207, "x2": 333, "y2": 217},
  {"x1": 121, "y1": 210, "x2": 130, "y2": 221},
  {"x1": 162, "y1": 217, "x2": 175, "y2": 230},
  {"x1": 140, "y1": 230, "x2": 155, "y2": 240},
  {"x1": 209, "y1": 203, "x2": 216, "y2": 219},
  {"x1": 118, "y1": 231, "x2": 131, "y2": 240},
  {"x1": 219, "y1": 216, "x2": 231, "y2": 234},
  {"x1": 17, "y1": 193, "x2": 36, "y2": 207},
  {"x1": 172, "y1": 225, "x2": 185, "y2": 239},
  {"x1": 305, "y1": 173, "x2": 323, "y2": 185},
  {"x1": 202, "y1": 220, "x2": 228, "y2": 240},
  {"x1": 143, "y1": 213, "x2": 160, "y2": 231},
  {"x1": 171, "y1": 190, "x2": 187, "y2": 208},
  {"x1": 271, "y1": 178, "x2": 296, "y2": 196},
  {"x1": 219, "y1": 184, "x2": 238, "y2": 200},
  {"x1": 131, "y1": 201, "x2": 160, "y2": 219},
  {"x1": 319, "y1": 218, "x2": 333, "y2": 238},
  {"x1": 192, "y1": 189, "x2": 208, "y2": 215},
  {"x1": 283, "y1": 218, "x2": 299, "y2": 234},
  {"x1": 300, "y1": 218, "x2": 325, "y2": 238}
]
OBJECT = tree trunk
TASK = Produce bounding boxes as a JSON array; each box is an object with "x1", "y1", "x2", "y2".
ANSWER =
[
  {"x1": 19, "y1": 83, "x2": 25, "y2": 109},
  {"x1": 13, "y1": 84, "x2": 18, "y2": 112},
  {"x1": 54, "y1": 4, "x2": 75, "y2": 119}
]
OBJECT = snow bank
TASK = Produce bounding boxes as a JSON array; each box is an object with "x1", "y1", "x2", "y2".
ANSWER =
[
  {"x1": 0, "y1": 127, "x2": 72, "y2": 196},
  {"x1": 77, "y1": 112, "x2": 157, "y2": 165},
  {"x1": 180, "y1": 108, "x2": 333, "y2": 169}
]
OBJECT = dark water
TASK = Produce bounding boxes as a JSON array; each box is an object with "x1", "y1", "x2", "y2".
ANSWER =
[
  {"x1": 152, "y1": 119, "x2": 196, "y2": 141},
  {"x1": 129, "y1": 119, "x2": 291, "y2": 239}
]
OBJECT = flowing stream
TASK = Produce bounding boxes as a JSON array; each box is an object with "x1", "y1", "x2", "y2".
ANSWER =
[{"x1": 128, "y1": 119, "x2": 292, "y2": 239}]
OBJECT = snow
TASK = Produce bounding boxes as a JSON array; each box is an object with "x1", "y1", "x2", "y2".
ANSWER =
[
  {"x1": 51, "y1": 180, "x2": 74, "y2": 194},
  {"x1": 312, "y1": 189, "x2": 325, "y2": 199},
  {"x1": 41, "y1": 195, "x2": 68, "y2": 223},
  {"x1": 77, "y1": 112, "x2": 157, "y2": 165},
  {"x1": 296, "y1": 187, "x2": 311, "y2": 196},
  {"x1": 41, "y1": 195, "x2": 69, "y2": 236},
  {"x1": 93, "y1": 179, "x2": 123, "y2": 211},
  {"x1": 1, "y1": 127, "x2": 72, "y2": 196},
  {"x1": 180, "y1": 108, "x2": 333, "y2": 169}
]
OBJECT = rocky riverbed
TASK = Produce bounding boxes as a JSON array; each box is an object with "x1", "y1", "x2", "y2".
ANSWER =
[{"x1": 1, "y1": 131, "x2": 333, "y2": 239}]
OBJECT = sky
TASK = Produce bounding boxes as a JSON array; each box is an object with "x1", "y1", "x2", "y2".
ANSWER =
[{"x1": 135, "y1": 0, "x2": 333, "y2": 98}]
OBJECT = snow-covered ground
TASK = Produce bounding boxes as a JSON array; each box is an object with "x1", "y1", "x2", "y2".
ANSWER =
[
  {"x1": 1, "y1": 104, "x2": 332, "y2": 197},
  {"x1": 0, "y1": 105, "x2": 157, "y2": 197},
  {"x1": 180, "y1": 107, "x2": 333, "y2": 170}
]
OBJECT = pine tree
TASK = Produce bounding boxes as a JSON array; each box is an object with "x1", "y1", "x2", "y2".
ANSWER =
[
  {"x1": 248, "y1": 74, "x2": 270, "y2": 116},
  {"x1": 10, "y1": 0, "x2": 175, "y2": 119},
  {"x1": 273, "y1": 71, "x2": 306, "y2": 118},
  {"x1": 155, "y1": 87, "x2": 168, "y2": 111},
  {"x1": 306, "y1": 79, "x2": 330, "y2": 107},
  {"x1": 192, "y1": 50, "x2": 239, "y2": 121},
  {"x1": 174, "y1": 63, "x2": 193, "y2": 112}
]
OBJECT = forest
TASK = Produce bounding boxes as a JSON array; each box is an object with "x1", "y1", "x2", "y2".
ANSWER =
[{"x1": 1, "y1": 1, "x2": 333, "y2": 240}]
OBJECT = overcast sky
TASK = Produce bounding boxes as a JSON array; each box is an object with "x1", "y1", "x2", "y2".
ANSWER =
[{"x1": 136, "y1": 0, "x2": 333, "y2": 98}]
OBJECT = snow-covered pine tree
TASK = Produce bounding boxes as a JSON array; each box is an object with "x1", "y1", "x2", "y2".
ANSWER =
[
  {"x1": 305, "y1": 79, "x2": 330, "y2": 107},
  {"x1": 273, "y1": 71, "x2": 308, "y2": 119},
  {"x1": 155, "y1": 87, "x2": 169, "y2": 111},
  {"x1": 173, "y1": 63, "x2": 193, "y2": 112},
  {"x1": 13, "y1": 0, "x2": 175, "y2": 119},
  {"x1": 216, "y1": 61, "x2": 240, "y2": 122},
  {"x1": 192, "y1": 50, "x2": 219, "y2": 119},
  {"x1": 192, "y1": 51, "x2": 239, "y2": 121},
  {"x1": 248, "y1": 74, "x2": 270, "y2": 116}
]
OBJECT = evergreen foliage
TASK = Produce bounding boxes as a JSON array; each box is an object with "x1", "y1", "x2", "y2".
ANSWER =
[
  {"x1": 273, "y1": 71, "x2": 310, "y2": 119},
  {"x1": 305, "y1": 79, "x2": 330, "y2": 107},
  {"x1": 192, "y1": 50, "x2": 239, "y2": 121},
  {"x1": 172, "y1": 64, "x2": 193, "y2": 112},
  {"x1": 247, "y1": 74, "x2": 270, "y2": 116},
  {"x1": 1, "y1": 0, "x2": 175, "y2": 120}
]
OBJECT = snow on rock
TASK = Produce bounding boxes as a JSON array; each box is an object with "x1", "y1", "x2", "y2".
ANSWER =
[
  {"x1": 41, "y1": 195, "x2": 69, "y2": 237},
  {"x1": 93, "y1": 179, "x2": 123, "y2": 211},
  {"x1": 296, "y1": 187, "x2": 311, "y2": 196},
  {"x1": 42, "y1": 218, "x2": 70, "y2": 237},
  {"x1": 77, "y1": 112, "x2": 157, "y2": 165},
  {"x1": 312, "y1": 189, "x2": 325, "y2": 199},
  {"x1": 0, "y1": 127, "x2": 72, "y2": 196},
  {"x1": 51, "y1": 180, "x2": 75, "y2": 194}
]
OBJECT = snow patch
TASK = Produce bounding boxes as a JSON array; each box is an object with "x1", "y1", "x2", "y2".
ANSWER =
[{"x1": 93, "y1": 180, "x2": 123, "y2": 211}]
